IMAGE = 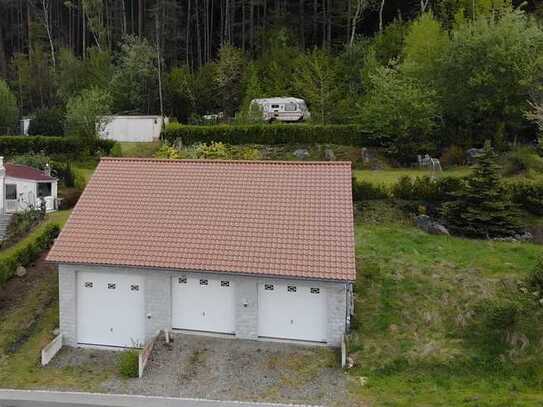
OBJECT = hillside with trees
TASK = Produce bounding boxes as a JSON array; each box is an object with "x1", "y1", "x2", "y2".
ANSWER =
[{"x1": 0, "y1": 1, "x2": 541, "y2": 158}]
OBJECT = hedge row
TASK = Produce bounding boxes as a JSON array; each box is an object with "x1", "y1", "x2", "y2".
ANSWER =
[
  {"x1": 163, "y1": 124, "x2": 381, "y2": 146},
  {"x1": 0, "y1": 223, "x2": 61, "y2": 286},
  {"x1": 0, "y1": 136, "x2": 115, "y2": 157},
  {"x1": 353, "y1": 175, "x2": 543, "y2": 217},
  {"x1": 509, "y1": 180, "x2": 543, "y2": 216}
]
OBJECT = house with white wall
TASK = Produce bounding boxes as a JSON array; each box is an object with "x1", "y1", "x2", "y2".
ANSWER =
[
  {"x1": 47, "y1": 158, "x2": 356, "y2": 349},
  {"x1": 0, "y1": 157, "x2": 58, "y2": 214}
]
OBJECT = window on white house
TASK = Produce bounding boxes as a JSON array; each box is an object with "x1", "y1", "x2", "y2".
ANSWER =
[
  {"x1": 310, "y1": 288, "x2": 320, "y2": 294},
  {"x1": 221, "y1": 281, "x2": 230, "y2": 287},
  {"x1": 200, "y1": 279, "x2": 208, "y2": 286},
  {"x1": 5, "y1": 184, "x2": 16, "y2": 200},
  {"x1": 287, "y1": 286, "x2": 297, "y2": 293},
  {"x1": 37, "y1": 182, "x2": 52, "y2": 198},
  {"x1": 264, "y1": 284, "x2": 274, "y2": 291}
]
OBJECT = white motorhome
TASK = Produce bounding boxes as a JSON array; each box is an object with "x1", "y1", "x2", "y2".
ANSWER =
[{"x1": 250, "y1": 97, "x2": 311, "y2": 123}]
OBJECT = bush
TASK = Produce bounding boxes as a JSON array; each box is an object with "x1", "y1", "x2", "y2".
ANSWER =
[
  {"x1": 503, "y1": 146, "x2": 543, "y2": 176},
  {"x1": 0, "y1": 136, "x2": 77, "y2": 156},
  {"x1": 28, "y1": 107, "x2": 65, "y2": 136},
  {"x1": 109, "y1": 143, "x2": 123, "y2": 157},
  {"x1": 0, "y1": 80, "x2": 18, "y2": 134},
  {"x1": 59, "y1": 188, "x2": 82, "y2": 209},
  {"x1": 391, "y1": 175, "x2": 462, "y2": 204},
  {"x1": 0, "y1": 223, "x2": 61, "y2": 286},
  {"x1": 352, "y1": 179, "x2": 389, "y2": 201},
  {"x1": 11, "y1": 153, "x2": 51, "y2": 170},
  {"x1": 440, "y1": 145, "x2": 466, "y2": 167},
  {"x1": 2, "y1": 210, "x2": 43, "y2": 248},
  {"x1": 117, "y1": 350, "x2": 139, "y2": 378},
  {"x1": 508, "y1": 180, "x2": 543, "y2": 216},
  {"x1": 163, "y1": 124, "x2": 379, "y2": 146}
]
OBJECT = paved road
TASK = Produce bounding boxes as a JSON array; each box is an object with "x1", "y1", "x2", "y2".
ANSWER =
[{"x1": 0, "y1": 390, "x2": 322, "y2": 407}]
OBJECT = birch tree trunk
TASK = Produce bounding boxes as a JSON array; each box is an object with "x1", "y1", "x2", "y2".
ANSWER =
[
  {"x1": 379, "y1": 0, "x2": 385, "y2": 33},
  {"x1": 349, "y1": 0, "x2": 363, "y2": 47},
  {"x1": 41, "y1": 0, "x2": 56, "y2": 68},
  {"x1": 420, "y1": 0, "x2": 430, "y2": 12}
]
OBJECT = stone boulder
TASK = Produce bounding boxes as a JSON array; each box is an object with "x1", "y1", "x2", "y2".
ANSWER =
[
  {"x1": 415, "y1": 215, "x2": 450, "y2": 236},
  {"x1": 324, "y1": 149, "x2": 336, "y2": 161},
  {"x1": 15, "y1": 265, "x2": 27, "y2": 277},
  {"x1": 293, "y1": 149, "x2": 310, "y2": 160}
]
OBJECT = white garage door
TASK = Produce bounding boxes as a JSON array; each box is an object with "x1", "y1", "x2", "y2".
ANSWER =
[
  {"x1": 258, "y1": 283, "x2": 327, "y2": 343},
  {"x1": 172, "y1": 276, "x2": 235, "y2": 334},
  {"x1": 77, "y1": 271, "x2": 144, "y2": 348}
]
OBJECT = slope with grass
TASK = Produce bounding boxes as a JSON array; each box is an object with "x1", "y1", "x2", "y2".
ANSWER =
[{"x1": 349, "y1": 202, "x2": 543, "y2": 406}]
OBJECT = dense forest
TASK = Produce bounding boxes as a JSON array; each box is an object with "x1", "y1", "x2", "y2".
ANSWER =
[{"x1": 0, "y1": 0, "x2": 543, "y2": 160}]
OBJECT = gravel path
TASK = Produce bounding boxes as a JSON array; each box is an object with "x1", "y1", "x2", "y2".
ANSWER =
[{"x1": 52, "y1": 333, "x2": 358, "y2": 406}]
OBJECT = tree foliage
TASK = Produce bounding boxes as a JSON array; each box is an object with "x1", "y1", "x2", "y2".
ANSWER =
[
  {"x1": 442, "y1": 141, "x2": 521, "y2": 238},
  {"x1": 0, "y1": 79, "x2": 18, "y2": 133},
  {"x1": 65, "y1": 87, "x2": 112, "y2": 145}
]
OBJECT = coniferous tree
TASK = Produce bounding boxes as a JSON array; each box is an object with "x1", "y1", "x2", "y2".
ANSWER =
[{"x1": 442, "y1": 140, "x2": 521, "y2": 238}]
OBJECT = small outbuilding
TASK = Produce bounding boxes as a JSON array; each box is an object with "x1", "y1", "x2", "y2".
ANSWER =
[
  {"x1": 98, "y1": 115, "x2": 168, "y2": 143},
  {"x1": 0, "y1": 157, "x2": 58, "y2": 213},
  {"x1": 47, "y1": 158, "x2": 355, "y2": 348}
]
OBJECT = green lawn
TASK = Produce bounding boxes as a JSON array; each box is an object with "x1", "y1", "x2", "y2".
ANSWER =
[
  {"x1": 349, "y1": 202, "x2": 543, "y2": 406},
  {"x1": 353, "y1": 167, "x2": 472, "y2": 186},
  {"x1": 119, "y1": 141, "x2": 160, "y2": 157}
]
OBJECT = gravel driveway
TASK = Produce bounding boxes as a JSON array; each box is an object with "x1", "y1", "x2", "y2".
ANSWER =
[{"x1": 53, "y1": 333, "x2": 357, "y2": 406}]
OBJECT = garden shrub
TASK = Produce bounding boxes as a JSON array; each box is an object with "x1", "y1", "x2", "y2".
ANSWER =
[
  {"x1": 440, "y1": 145, "x2": 466, "y2": 167},
  {"x1": 117, "y1": 350, "x2": 139, "y2": 378},
  {"x1": 508, "y1": 180, "x2": 543, "y2": 216},
  {"x1": 2, "y1": 210, "x2": 43, "y2": 248},
  {"x1": 59, "y1": 188, "x2": 82, "y2": 209},
  {"x1": 0, "y1": 137, "x2": 76, "y2": 156},
  {"x1": 0, "y1": 223, "x2": 60, "y2": 286},
  {"x1": 390, "y1": 175, "x2": 462, "y2": 204},
  {"x1": 352, "y1": 179, "x2": 389, "y2": 201},
  {"x1": 163, "y1": 123, "x2": 379, "y2": 147},
  {"x1": 28, "y1": 107, "x2": 65, "y2": 136},
  {"x1": 109, "y1": 143, "x2": 123, "y2": 157},
  {"x1": 503, "y1": 146, "x2": 543, "y2": 176}
]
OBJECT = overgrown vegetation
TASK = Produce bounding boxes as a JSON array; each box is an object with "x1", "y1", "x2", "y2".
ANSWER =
[
  {"x1": 0, "y1": 223, "x2": 60, "y2": 286},
  {"x1": 117, "y1": 350, "x2": 139, "y2": 379},
  {"x1": 349, "y1": 202, "x2": 543, "y2": 406}
]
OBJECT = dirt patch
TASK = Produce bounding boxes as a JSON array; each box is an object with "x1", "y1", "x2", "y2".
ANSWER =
[{"x1": 0, "y1": 252, "x2": 54, "y2": 313}]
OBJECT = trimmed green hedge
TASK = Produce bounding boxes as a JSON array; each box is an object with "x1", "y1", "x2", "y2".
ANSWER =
[
  {"x1": 163, "y1": 124, "x2": 381, "y2": 146},
  {"x1": 508, "y1": 180, "x2": 543, "y2": 216},
  {"x1": 0, "y1": 136, "x2": 115, "y2": 157},
  {"x1": 0, "y1": 223, "x2": 61, "y2": 286}
]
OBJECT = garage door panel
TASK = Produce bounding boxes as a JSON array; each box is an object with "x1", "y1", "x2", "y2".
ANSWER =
[
  {"x1": 77, "y1": 271, "x2": 144, "y2": 348},
  {"x1": 172, "y1": 276, "x2": 235, "y2": 334},
  {"x1": 258, "y1": 283, "x2": 327, "y2": 343}
]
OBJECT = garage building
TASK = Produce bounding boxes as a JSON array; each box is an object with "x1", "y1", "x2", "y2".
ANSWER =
[{"x1": 47, "y1": 158, "x2": 356, "y2": 348}]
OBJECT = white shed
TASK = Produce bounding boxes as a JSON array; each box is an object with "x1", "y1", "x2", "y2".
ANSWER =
[
  {"x1": 98, "y1": 116, "x2": 168, "y2": 143},
  {"x1": 0, "y1": 158, "x2": 59, "y2": 213}
]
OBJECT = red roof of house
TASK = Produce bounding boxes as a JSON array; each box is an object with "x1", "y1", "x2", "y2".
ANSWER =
[
  {"x1": 47, "y1": 158, "x2": 356, "y2": 281},
  {"x1": 5, "y1": 163, "x2": 56, "y2": 181}
]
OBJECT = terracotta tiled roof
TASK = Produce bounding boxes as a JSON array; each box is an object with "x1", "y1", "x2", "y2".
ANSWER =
[
  {"x1": 47, "y1": 158, "x2": 356, "y2": 281},
  {"x1": 5, "y1": 163, "x2": 56, "y2": 181}
]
